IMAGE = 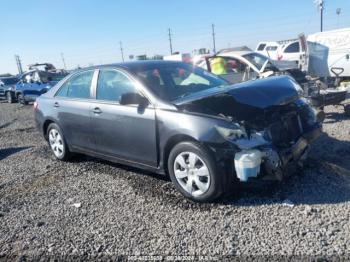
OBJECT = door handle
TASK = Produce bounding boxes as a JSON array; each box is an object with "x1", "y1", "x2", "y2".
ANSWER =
[
  {"x1": 54, "y1": 102, "x2": 59, "y2": 108},
  {"x1": 93, "y1": 107, "x2": 102, "y2": 114}
]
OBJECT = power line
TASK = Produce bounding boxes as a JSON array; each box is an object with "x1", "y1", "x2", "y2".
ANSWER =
[
  {"x1": 168, "y1": 28, "x2": 173, "y2": 54},
  {"x1": 119, "y1": 41, "x2": 125, "y2": 62},
  {"x1": 212, "y1": 23, "x2": 216, "y2": 53}
]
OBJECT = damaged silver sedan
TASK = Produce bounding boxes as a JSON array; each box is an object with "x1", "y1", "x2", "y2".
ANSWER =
[{"x1": 34, "y1": 61, "x2": 323, "y2": 202}]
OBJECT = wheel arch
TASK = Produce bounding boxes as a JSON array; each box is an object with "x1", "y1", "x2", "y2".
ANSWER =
[
  {"x1": 162, "y1": 134, "x2": 199, "y2": 175},
  {"x1": 43, "y1": 119, "x2": 55, "y2": 140}
]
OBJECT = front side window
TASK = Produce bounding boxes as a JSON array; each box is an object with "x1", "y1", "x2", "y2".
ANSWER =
[
  {"x1": 131, "y1": 63, "x2": 228, "y2": 101},
  {"x1": 22, "y1": 72, "x2": 34, "y2": 84},
  {"x1": 284, "y1": 42, "x2": 300, "y2": 53},
  {"x1": 257, "y1": 44, "x2": 266, "y2": 51},
  {"x1": 96, "y1": 69, "x2": 136, "y2": 102},
  {"x1": 266, "y1": 46, "x2": 278, "y2": 51},
  {"x1": 243, "y1": 53, "x2": 269, "y2": 71},
  {"x1": 56, "y1": 70, "x2": 93, "y2": 99}
]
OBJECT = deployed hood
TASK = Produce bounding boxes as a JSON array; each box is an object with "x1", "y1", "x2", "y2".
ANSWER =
[{"x1": 175, "y1": 76, "x2": 300, "y2": 109}]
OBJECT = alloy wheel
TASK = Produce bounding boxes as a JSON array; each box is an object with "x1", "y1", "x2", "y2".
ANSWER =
[
  {"x1": 173, "y1": 152, "x2": 210, "y2": 197},
  {"x1": 49, "y1": 128, "x2": 64, "y2": 158}
]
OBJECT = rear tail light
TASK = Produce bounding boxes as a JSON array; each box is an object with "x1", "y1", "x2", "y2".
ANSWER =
[
  {"x1": 33, "y1": 101, "x2": 39, "y2": 110},
  {"x1": 278, "y1": 54, "x2": 283, "y2": 60}
]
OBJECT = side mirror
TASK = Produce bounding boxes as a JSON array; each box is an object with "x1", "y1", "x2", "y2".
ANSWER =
[{"x1": 120, "y1": 92, "x2": 148, "y2": 106}]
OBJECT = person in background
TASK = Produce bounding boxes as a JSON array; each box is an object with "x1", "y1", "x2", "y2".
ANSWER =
[{"x1": 210, "y1": 57, "x2": 227, "y2": 75}]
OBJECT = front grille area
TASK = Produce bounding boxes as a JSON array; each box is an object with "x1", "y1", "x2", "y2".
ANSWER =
[{"x1": 268, "y1": 113, "x2": 303, "y2": 147}]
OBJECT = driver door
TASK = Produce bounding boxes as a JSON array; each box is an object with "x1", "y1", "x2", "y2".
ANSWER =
[{"x1": 90, "y1": 69, "x2": 158, "y2": 167}]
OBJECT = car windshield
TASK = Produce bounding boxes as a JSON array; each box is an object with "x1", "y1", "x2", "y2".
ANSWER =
[
  {"x1": 1, "y1": 77, "x2": 18, "y2": 85},
  {"x1": 130, "y1": 63, "x2": 228, "y2": 101},
  {"x1": 242, "y1": 53, "x2": 270, "y2": 71}
]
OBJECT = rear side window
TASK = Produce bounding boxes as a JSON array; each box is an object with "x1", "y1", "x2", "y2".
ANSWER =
[
  {"x1": 284, "y1": 42, "x2": 300, "y2": 53},
  {"x1": 56, "y1": 71, "x2": 94, "y2": 99},
  {"x1": 257, "y1": 44, "x2": 266, "y2": 51},
  {"x1": 266, "y1": 46, "x2": 277, "y2": 51},
  {"x1": 96, "y1": 69, "x2": 136, "y2": 102}
]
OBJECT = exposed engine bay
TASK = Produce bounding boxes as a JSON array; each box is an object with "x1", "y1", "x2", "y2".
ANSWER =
[{"x1": 176, "y1": 76, "x2": 323, "y2": 182}]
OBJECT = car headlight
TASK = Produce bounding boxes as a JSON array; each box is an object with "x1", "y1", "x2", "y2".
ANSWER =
[{"x1": 216, "y1": 125, "x2": 247, "y2": 140}]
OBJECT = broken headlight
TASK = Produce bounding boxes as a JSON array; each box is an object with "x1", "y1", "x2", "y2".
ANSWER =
[{"x1": 216, "y1": 125, "x2": 247, "y2": 140}]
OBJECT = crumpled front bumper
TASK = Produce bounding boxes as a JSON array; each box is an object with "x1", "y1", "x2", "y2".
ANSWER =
[{"x1": 260, "y1": 124, "x2": 322, "y2": 181}]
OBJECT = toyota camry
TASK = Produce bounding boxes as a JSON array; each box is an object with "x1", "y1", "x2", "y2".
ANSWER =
[{"x1": 34, "y1": 61, "x2": 323, "y2": 202}]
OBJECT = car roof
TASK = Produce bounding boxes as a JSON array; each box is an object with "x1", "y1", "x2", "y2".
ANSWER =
[
  {"x1": 0, "y1": 76, "x2": 18, "y2": 80},
  {"x1": 81, "y1": 60, "x2": 187, "y2": 72},
  {"x1": 216, "y1": 50, "x2": 254, "y2": 57}
]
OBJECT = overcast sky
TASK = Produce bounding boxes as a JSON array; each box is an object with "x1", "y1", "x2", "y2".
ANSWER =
[{"x1": 1, "y1": 0, "x2": 349, "y2": 74}]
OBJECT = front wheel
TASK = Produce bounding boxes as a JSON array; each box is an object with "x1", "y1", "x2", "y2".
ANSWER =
[
  {"x1": 168, "y1": 142, "x2": 224, "y2": 202},
  {"x1": 47, "y1": 123, "x2": 71, "y2": 160},
  {"x1": 344, "y1": 104, "x2": 350, "y2": 116}
]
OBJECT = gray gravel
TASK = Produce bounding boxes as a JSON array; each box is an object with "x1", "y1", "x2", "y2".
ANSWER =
[{"x1": 1, "y1": 100, "x2": 350, "y2": 259}]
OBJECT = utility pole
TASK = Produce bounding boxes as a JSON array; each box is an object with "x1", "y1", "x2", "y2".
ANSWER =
[
  {"x1": 14, "y1": 55, "x2": 23, "y2": 75},
  {"x1": 336, "y1": 8, "x2": 341, "y2": 28},
  {"x1": 60, "y1": 52, "x2": 67, "y2": 69},
  {"x1": 168, "y1": 28, "x2": 173, "y2": 55},
  {"x1": 320, "y1": 0, "x2": 324, "y2": 32},
  {"x1": 212, "y1": 24, "x2": 216, "y2": 54},
  {"x1": 119, "y1": 41, "x2": 125, "y2": 62},
  {"x1": 314, "y1": 0, "x2": 324, "y2": 32}
]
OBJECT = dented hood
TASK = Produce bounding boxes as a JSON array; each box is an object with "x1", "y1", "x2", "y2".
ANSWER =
[{"x1": 174, "y1": 76, "x2": 300, "y2": 109}]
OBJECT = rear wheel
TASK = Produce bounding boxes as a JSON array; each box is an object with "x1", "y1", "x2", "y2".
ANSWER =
[
  {"x1": 168, "y1": 141, "x2": 224, "y2": 202},
  {"x1": 6, "y1": 92, "x2": 14, "y2": 103},
  {"x1": 47, "y1": 123, "x2": 71, "y2": 160},
  {"x1": 18, "y1": 93, "x2": 28, "y2": 105}
]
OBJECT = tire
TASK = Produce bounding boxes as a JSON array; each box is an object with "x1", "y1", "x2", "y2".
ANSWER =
[
  {"x1": 47, "y1": 123, "x2": 71, "y2": 161},
  {"x1": 6, "y1": 92, "x2": 14, "y2": 103},
  {"x1": 18, "y1": 93, "x2": 28, "y2": 105},
  {"x1": 167, "y1": 141, "x2": 224, "y2": 202},
  {"x1": 344, "y1": 104, "x2": 350, "y2": 116}
]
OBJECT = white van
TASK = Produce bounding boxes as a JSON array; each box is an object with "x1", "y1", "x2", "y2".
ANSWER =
[
  {"x1": 307, "y1": 28, "x2": 350, "y2": 80},
  {"x1": 256, "y1": 41, "x2": 279, "y2": 60},
  {"x1": 256, "y1": 39, "x2": 307, "y2": 70}
]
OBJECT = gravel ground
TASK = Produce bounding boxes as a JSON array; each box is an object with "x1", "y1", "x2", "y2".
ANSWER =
[{"x1": 0, "y1": 100, "x2": 350, "y2": 259}]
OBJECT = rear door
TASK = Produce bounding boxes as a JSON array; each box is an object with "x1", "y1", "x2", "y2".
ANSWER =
[
  {"x1": 53, "y1": 70, "x2": 96, "y2": 150},
  {"x1": 90, "y1": 68, "x2": 157, "y2": 166}
]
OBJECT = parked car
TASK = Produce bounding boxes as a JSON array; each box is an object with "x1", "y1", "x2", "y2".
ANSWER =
[
  {"x1": 34, "y1": 61, "x2": 323, "y2": 202},
  {"x1": 198, "y1": 50, "x2": 306, "y2": 86},
  {"x1": 256, "y1": 41, "x2": 280, "y2": 60},
  {"x1": 256, "y1": 35, "x2": 308, "y2": 71},
  {"x1": 0, "y1": 76, "x2": 19, "y2": 103},
  {"x1": 15, "y1": 63, "x2": 68, "y2": 104}
]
